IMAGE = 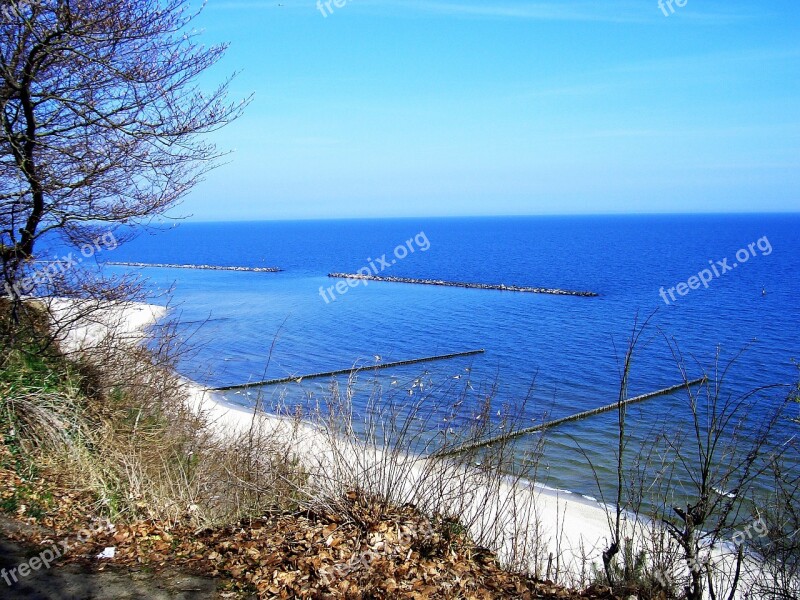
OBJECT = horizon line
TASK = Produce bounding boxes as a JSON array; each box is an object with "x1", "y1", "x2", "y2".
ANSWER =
[{"x1": 170, "y1": 209, "x2": 800, "y2": 225}]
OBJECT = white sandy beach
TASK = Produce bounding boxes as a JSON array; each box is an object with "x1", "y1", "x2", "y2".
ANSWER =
[
  {"x1": 62, "y1": 300, "x2": 619, "y2": 574},
  {"x1": 50, "y1": 298, "x2": 752, "y2": 595},
  {"x1": 179, "y1": 375, "x2": 618, "y2": 580}
]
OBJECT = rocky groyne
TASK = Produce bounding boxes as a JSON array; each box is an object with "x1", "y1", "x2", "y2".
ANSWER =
[
  {"x1": 107, "y1": 262, "x2": 283, "y2": 273},
  {"x1": 328, "y1": 273, "x2": 598, "y2": 297}
]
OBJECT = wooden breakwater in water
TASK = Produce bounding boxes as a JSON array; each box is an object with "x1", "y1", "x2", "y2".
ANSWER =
[
  {"x1": 107, "y1": 262, "x2": 283, "y2": 273},
  {"x1": 435, "y1": 377, "x2": 708, "y2": 458},
  {"x1": 211, "y1": 349, "x2": 486, "y2": 392},
  {"x1": 328, "y1": 273, "x2": 598, "y2": 297}
]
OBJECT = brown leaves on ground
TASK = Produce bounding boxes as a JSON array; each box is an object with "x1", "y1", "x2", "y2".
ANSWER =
[
  {"x1": 81, "y1": 500, "x2": 612, "y2": 599},
  {"x1": 1, "y1": 454, "x2": 616, "y2": 600}
]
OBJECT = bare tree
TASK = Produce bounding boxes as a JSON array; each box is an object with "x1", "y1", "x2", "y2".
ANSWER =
[
  {"x1": 602, "y1": 312, "x2": 653, "y2": 587},
  {"x1": 749, "y1": 373, "x2": 800, "y2": 599},
  {"x1": 578, "y1": 324, "x2": 793, "y2": 600},
  {"x1": 652, "y1": 343, "x2": 789, "y2": 600},
  {"x1": 0, "y1": 0, "x2": 248, "y2": 301}
]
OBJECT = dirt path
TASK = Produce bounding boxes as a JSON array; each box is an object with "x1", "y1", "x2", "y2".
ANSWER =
[{"x1": 1, "y1": 534, "x2": 228, "y2": 600}]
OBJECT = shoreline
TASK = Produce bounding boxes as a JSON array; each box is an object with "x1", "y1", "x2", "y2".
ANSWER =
[
  {"x1": 127, "y1": 304, "x2": 617, "y2": 577},
  {"x1": 50, "y1": 299, "x2": 750, "y2": 594},
  {"x1": 194, "y1": 380, "x2": 616, "y2": 575}
]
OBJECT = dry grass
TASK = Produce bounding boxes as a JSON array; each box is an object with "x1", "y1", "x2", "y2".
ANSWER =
[
  {"x1": 5, "y1": 299, "x2": 798, "y2": 600},
  {"x1": 0, "y1": 301, "x2": 567, "y2": 596},
  {"x1": 281, "y1": 369, "x2": 551, "y2": 578},
  {"x1": 1, "y1": 302, "x2": 308, "y2": 530},
  {"x1": 0, "y1": 302, "x2": 571, "y2": 590}
]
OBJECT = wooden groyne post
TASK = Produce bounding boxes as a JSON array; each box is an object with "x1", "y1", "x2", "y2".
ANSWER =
[
  {"x1": 211, "y1": 349, "x2": 486, "y2": 392},
  {"x1": 327, "y1": 273, "x2": 598, "y2": 297},
  {"x1": 435, "y1": 376, "x2": 708, "y2": 458}
]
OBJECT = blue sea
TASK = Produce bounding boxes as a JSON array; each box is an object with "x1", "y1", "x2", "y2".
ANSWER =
[{"x1": 99, "y1": 214, "x2": 800, "y2": 499}]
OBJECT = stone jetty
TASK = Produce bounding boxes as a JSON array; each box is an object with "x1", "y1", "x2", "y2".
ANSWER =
[
  {"x1": 328, "y1": 273, "x2": 598, "y2": 297},
  {"x1": 107, "y1": 262, "x2": 283, "y2": 273}
]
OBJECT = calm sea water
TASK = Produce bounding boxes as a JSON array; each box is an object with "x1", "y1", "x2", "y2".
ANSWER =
[{"x1": 100, "y1": 214, "x2": 800, "y2": 499}]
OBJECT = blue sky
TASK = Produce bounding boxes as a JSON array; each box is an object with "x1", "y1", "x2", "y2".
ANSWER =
[{"x1": 182, "y1": 0, "x2": 799, "y2": 221}]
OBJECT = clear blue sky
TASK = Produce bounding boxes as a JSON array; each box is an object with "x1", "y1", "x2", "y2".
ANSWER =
[{"x1": 183, "y1": 0, "x2": 800, "y2": 221}]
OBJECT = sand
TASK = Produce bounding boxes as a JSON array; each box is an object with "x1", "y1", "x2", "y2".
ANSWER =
[{"x1": 49, "y1": 299, "x2": 753, "y2": 596}]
